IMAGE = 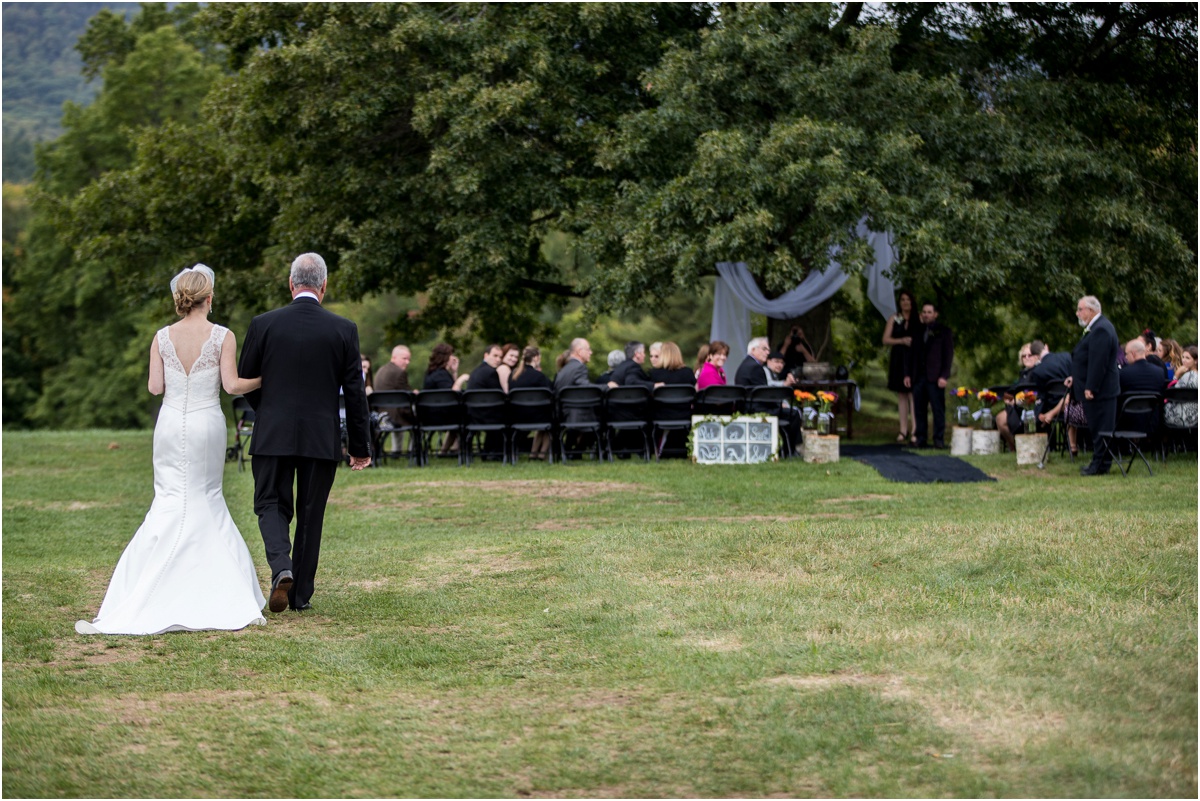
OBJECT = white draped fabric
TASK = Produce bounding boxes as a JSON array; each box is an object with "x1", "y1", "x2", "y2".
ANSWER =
[{"x1": 710, "y1": 219, "x2": 898, "y2": 353}]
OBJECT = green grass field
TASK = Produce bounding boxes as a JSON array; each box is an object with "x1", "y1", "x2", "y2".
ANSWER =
[{"x1": 3, "y1": 429, "x2": 1196, "y2": 797}]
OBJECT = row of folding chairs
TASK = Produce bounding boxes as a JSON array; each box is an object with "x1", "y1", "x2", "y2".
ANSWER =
[
  {"x1": 1037, "y1": 386, "x2": 1197, "y2": 476},
  {"x1": 367, "y1": 384, "x2": 798, "y2": 466}
]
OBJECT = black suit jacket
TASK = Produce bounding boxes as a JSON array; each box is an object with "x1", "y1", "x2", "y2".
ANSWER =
[
  {"x1": 467, "y1": 362, "x2": 501, "y2": 391},
  {"x1": 239, "y1": 297, "x2": 370, "y2": 461},
  {"x1": 908, "y1": 322, "x2": 954, "y2": 383},
  {"x1": 1071, "y1": 314, "x2": 1120, "y2": 402},
  {"x1": 611, "y1": 358, "x2": 654, "y2": 387},
  {"x1": 734, "y1": 354, "x2": 769, "y2": 387},
  {"x1": 1119, "y1": 359, "x2": 1167, "y2": 395}
]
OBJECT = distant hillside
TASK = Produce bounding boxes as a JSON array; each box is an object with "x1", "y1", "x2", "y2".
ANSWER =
[{"x1": 3, "y1": 2, "x2": 139, "y2": 181}]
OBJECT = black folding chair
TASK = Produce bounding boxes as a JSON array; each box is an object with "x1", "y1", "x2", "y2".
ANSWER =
[
  {"x1": 231, "y1": 395, "x2": 255, "y2": 472},
  {"x1": 507, "y1": 388, "x2": 555, "y2": 464},
  {"x1": 650, "y1": 384, "x2": 696, "y2": 460},
  {"x1": 694, "y1": 385, "x2": 745, "y2": 416},
  {"x1": 603, "y1": 385, "x2": 652, "y2": 461},
  {"x1": 1109, "y1": 393, "x2": 1161, "y2": 476},
  {"x1": 461, "y1": 389, "x2": 509, "y2": 465},
  {"x1": 413, "y1": 389, "x2": 464, "y2": 466},
  {"x1": 555, "y1": 385, "x2": 605, "y2": 462},
  {"x1": 369, "y1": 390, "x2": 417, "y2": 467},
  {"x1": 1162, "y1": 385, "x2": 1198, "y2": 458},
  {"x1": 745, "y1": 385, "x2": 797, "y2": 456}
]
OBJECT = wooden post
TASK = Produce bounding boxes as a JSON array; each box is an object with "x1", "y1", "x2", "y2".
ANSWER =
[
  {"x1": 971, "y1": 429, "x2": 1001, "y2": 455},
  {"x1": 950, "y1": 426, "x2": 973, "y2": 455},
  {"x1": 1015, "y1": 433, "x2": 1046, "y2": 465},
  {"x1": 803, "y1": 434, "x2": 839, "y2": 464}
]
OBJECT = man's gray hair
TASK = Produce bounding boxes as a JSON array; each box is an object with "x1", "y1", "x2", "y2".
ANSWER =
[
  {"x1": 291, "y1": 252, "x2": 328, "y2": 290},
  {"x1": 607, "y1": 350, "x2": 626, "y2": 368},
  {"x1": 1079, "y1": 295, "x2": 1101, "y2": 314},
  {"x1": 747, "y1": 336, "x2": 769, "y2": 354},
  {"x1": 624, "y1": 341, "x2": 644, "y2": 361}
]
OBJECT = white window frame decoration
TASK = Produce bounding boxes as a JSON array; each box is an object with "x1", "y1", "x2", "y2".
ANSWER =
[{"x1": 689, "y1": 414, "x2": 779, "y2": 464}]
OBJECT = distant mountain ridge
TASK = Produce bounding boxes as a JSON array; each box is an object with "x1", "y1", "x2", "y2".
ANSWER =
[{"x1": 3, "y1": 2, "x2": 140, "y2": 181}]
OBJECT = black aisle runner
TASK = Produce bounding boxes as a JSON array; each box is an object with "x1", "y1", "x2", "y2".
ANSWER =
[{"x1": 840, "y1": 444, "x2": 996, "y2": 484}]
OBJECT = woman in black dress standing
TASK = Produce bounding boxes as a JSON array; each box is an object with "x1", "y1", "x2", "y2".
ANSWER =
[{"x1": 882, "y1": 289, "x2": 917, "y2": 444}]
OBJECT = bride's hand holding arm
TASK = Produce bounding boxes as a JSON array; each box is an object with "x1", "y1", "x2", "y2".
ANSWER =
[{"x1": 220, "y1": 331, "x2": 262, "y2": 395}]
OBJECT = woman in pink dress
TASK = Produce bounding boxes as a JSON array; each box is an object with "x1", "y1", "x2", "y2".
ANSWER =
[{"x1": 696, "y1": 340, "x2": 730, "y2": 390}]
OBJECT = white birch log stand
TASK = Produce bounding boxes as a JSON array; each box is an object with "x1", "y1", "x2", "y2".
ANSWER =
[
  {"x1": 971, "y1": 429, "x2": 1001, "y2": 455},
  {"x1": 803, "y1": 434, "x2": 839, "y2": 464},
  {"x1": 1015, "y1": 433, "x2": 1046, "y2": 466},
  {"x1": 950, "y1": 426, "x2": 973, "y2": 456}
]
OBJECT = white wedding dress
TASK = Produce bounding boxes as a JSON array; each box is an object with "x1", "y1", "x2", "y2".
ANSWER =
[{"x1": 76, "y1": 324, "x2": 266, "y2": 635}]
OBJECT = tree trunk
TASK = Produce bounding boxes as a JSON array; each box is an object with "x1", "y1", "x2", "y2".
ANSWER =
[{"x1": 768, "y1": 299, "x2": 835, "y2": 363}]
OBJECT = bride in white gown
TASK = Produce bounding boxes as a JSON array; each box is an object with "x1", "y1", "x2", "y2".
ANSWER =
[{"x1": 76, "y1": 265, "x2": 267, "y2": 635}]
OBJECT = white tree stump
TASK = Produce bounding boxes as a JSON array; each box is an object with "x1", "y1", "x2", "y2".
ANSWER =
[
  {"x1": 950, "y1": 426, "x2": 973, "y2": 456},
  {"x1": 971, "y1": 429, "x2": 1001, "y2": 455},
  {"x1": 803, "y1": 434, "x2": 839, "y2": 464},
  {"x1": 1015, "y1": 433, "x2": 1046, "y2": 465}
]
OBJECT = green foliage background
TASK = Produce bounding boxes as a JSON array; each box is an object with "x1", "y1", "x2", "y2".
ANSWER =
[{"x1": 3, "y1": 2, "x2": 1196, "y2": 429}]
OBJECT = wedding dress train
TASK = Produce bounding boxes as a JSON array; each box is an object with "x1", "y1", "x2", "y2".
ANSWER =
[{"x1": 76, "y1": 324, "x2": 266, "y2": 635}]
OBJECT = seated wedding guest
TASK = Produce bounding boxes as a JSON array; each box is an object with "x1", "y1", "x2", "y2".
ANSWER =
[
  {"x1": 555, "y1": 338, "x2": 599, "y2": 453},
  {"x1": 610, "y1": 341, "x2": 656, "y2": 387},
  {"x1": 497, "y1": 343, "x2": 520, "y2": 393},
  {"x1": 1038, "y1": 387, "x2": 1087, "y2": 458},
  {"x1": 510, "y1": 346, "x2": 553, "y2": 460},
  {"x1": 735, "y1": 337, "x2": 796, "y2": 388},
  {"x1": 997, "y1": 342, "x2": 1036, "y2": 450},
  {"x1": 766, "y1": 351, "x2": 788, "y2": 387},
  {"x1": 1142, "y1": 330, "x2": 1167, "y2": 372},
  {"x1": 778, "y1": 324, "x2": 816, "y2": 374},
  {"x1": 696, "y1": 341, "x2": 730, "y2": 389},
  {"x1": 598, "y1": 349, "x2": 625, "y2": 384},
  {"x1": 648, "y1": 342, "x2": 663, "y2": 373},
  {"x1": 511, "y1": 346, "x2": 553, "y2": 389},
  {"x1": 373, "y1": 345, "x2": 414, "y2": 437},
  {"x1": 1027, "y1": 340, "x2": 1071, "y2": 400},
  {"x1": 650, "y1": 342, "x2": 696, "y2": 385},
  {"x1": 694, "y1": 343, "x2": 710, "y2": 378},
  {"x1": 423, "y1": 343, "x2": 457, "y2": 390},
  {"x1": 360, "y1": 353, "x2": 375, "y2": 395},
  {"x1": 468, "y1": 344, "x2": 504, "y2": 390},
  {"x1": 1164, "y1": 345, "x2": 1197, "y2": 430},
  {"x1": 1159, "y1": 338, "x2": 1183, "y2": 382},
  {"x1": 450, "y1": 354, "x2": 471, "y2": 390},
  {"x1": 555, "y1": 349, "x2": 570, "y2": 372},
  {"x1": 1119, "y1": 338, "x2": 1167, "y2": 435}
]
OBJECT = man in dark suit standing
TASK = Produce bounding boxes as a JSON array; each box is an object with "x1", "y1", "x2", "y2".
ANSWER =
[
  {"x1": 905, "y1": 302, "x2": 954, "y2": 448},
  {"x1": 1068, "y1": 295, "x2": 1120, "y2": 475},
  {"x1": 238, "y1": 253, "x2": 371, "y2": 613}
]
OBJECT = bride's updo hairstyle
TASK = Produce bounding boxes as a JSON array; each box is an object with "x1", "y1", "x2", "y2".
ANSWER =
[{"x1": 171, "y1": 264, "x2": 215, "y2": 317}]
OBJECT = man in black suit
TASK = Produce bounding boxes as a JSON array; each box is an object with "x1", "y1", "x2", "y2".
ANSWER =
[
  {"x1": 1068, "y1": 295, "x2": 1120, "y2": 475},
  {"x1": 466, "y1": 345, "x2": 504, "y2": 457},
  {"x1": 238, "y1": 253, "x2": 371, "y2": 613},
  {"x1": 609, "y1": 341, "x2": 656, "y2": 388},
  {"x1": 735, "y1": 337, "x2": 801, "y2": 454},
  {"x1": 1119, "y1": 338, "x2": 1167, "y2": 436},
  {"x1": 905, "y1": 302, "x2": 954, "y2": 448}
]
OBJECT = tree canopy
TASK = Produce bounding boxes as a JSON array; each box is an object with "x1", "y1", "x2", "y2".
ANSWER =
[{"x1": 4, "y1": 2, "x2": 1196, "y2": 428}]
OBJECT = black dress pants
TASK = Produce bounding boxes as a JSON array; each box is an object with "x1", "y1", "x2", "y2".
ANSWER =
[
  {"x1": 252, "y1": 454, "x2": 339, "y2": 608},
  {"x1": 1082, "y1": 395, "x2": 1117, "y2": 469},
  {"x1": 913, "y1": 378, "x2": 946, "y2": 445}
]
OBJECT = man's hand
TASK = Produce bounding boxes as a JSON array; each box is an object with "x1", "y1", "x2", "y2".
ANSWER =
[
  {"x1": 607, "y1": 381, "x2": 619, "y2": 389},
  {"x1": 903, "y1": 376, "x2": 911, "y2": 389},
  {"x1": 784, "y1": 373, "x2": 796, "y2": 387},
  {"x1": 1084, "y1": 389, "x2": 1094, "y2": 400},
  {"x1": 349, "y1": 455, "x2": 371, "y2": 471},
  {"x1": 937, "y1": 378, "x2": 947, "y2": 388}
]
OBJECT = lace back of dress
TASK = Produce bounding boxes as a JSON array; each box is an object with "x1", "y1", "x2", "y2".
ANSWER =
[{"x1": 158, "y1": 325, "x2": 224, "y2": 406}]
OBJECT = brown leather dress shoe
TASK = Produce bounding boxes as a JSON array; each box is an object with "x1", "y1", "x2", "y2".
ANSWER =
[{"x1": 269, "y1": 570, "x2": 293, "y2": 613}]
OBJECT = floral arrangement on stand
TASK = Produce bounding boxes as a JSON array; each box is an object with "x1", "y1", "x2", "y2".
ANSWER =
[
  {"x1": 975, "y1": 389, "x2": 999, "y2": 429},
  {"x1": 954, "y1": 386, "x2": 974, "y2": 427},
  {"x1": 1014, "y1": 390, "x2": 1038, "y2": 433},
  {"x1": 815, "y1": 391, "x2": 838, "y2": 435},
  {"x1": 792, "y1": 390, "x2": 817, "y2": 429}
]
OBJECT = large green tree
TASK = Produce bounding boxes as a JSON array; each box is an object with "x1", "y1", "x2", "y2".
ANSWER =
[{"x1": 3, "y1": 7, "x2": 221, "y2": 428}]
